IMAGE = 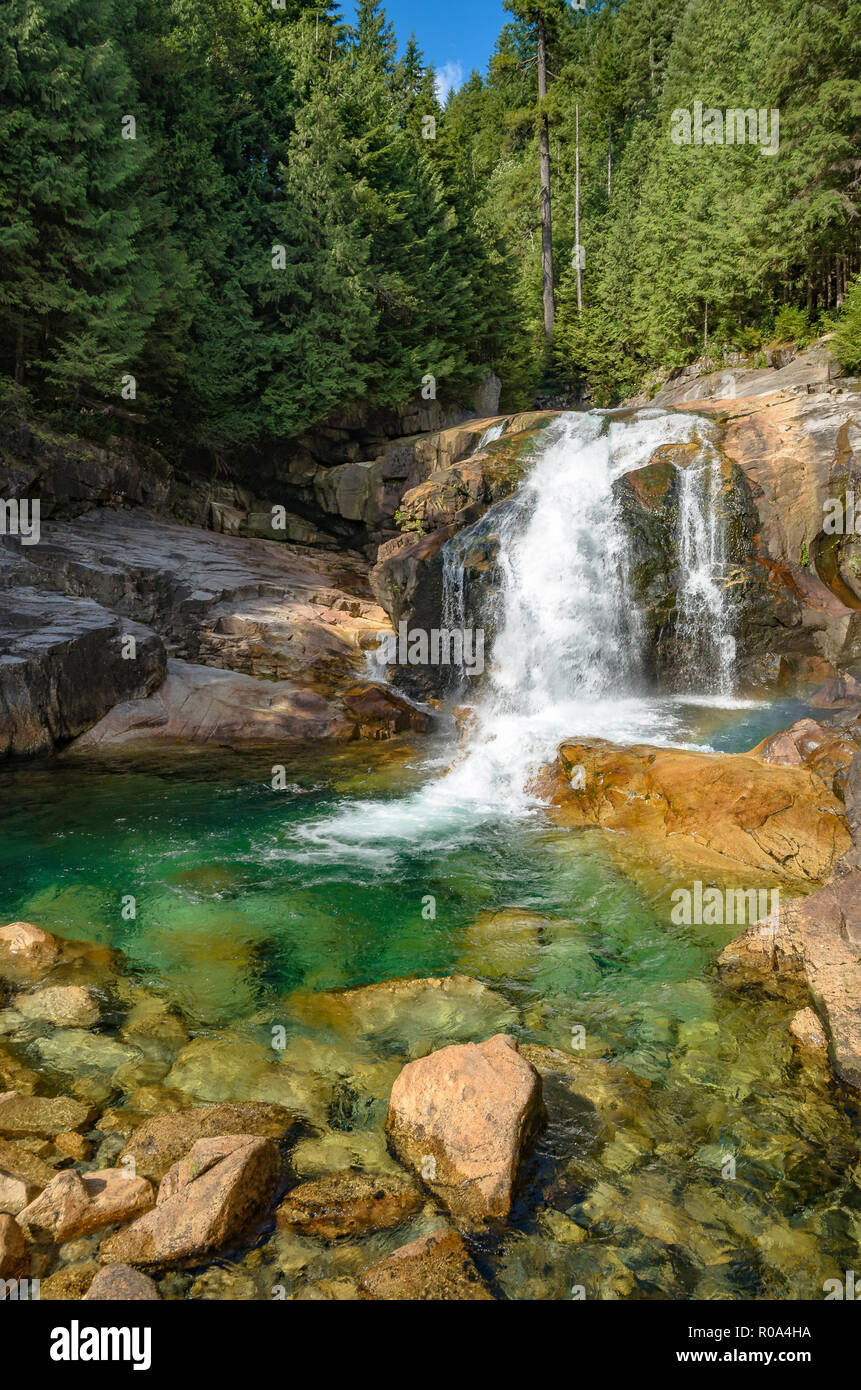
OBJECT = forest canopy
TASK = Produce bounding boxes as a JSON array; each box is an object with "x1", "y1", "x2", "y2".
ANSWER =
[{"x1": 1, "y1": 0, "x2": 859, "y2": 447}]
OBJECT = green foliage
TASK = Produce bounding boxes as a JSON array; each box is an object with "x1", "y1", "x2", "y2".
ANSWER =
[
  {"x1": 773, "y1": 307, "x2": 812, "y2": 346},
  {"x1": 447, "y1": 0, "x2": 861, "y2": 403},
  {"x1": 833, "y1": 277, "x2": 861, "y2": 375},
  {"x1": 0, "y1": 0, "x2": 520, "y2": 446}
]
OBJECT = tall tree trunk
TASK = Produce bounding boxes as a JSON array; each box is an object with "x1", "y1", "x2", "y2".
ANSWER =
[
  {"x1": 575, "y1": 102, "x2": 582, "y2": 314},
  {"x1": 607, "y1": 117, "x2": 612, "y2": 198},
  {"x1": 537, "y1": 14, "x2": 555, "y2": 340}
]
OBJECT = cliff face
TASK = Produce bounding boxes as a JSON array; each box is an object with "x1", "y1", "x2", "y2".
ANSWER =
[{"x1": 0, "y1": 393, "x2": 508, "y2": 756}]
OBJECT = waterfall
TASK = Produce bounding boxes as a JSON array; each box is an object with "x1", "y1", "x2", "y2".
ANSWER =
[
  {"x1": 294, "y1": 408, "x2": 737, "y2": 858},
  {"x1": 675, "y1": 445, "x2": 735, "y2": 697}
]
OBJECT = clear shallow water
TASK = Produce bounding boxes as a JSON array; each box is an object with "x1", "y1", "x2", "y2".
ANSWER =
[{"x1": 0, "y1": 727, "x2": 859, "y2": 1300}]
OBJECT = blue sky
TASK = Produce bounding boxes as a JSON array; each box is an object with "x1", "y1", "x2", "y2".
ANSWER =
[{"x1": 351, "y1": 0, "x2": 508, "y2": 99}]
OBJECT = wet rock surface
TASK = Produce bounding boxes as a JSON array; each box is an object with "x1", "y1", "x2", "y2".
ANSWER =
[
  {"x1": 276, "y1": 1171, "x2": 423, "y2": 1241},
  {"x1": 358, "y1": 1229, "x2": 494, "y2": 1300},
  {"x1": 536, "y1": 737, "x2": 850, "y2": 883}
]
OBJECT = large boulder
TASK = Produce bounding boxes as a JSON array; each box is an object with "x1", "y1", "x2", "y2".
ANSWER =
[
  {"x1": 535, "y1": 737, "x2": 850, "y2": 883},
  {"x1": 99, "y1": 1134, "x2": 280, "y2": 1268},
  {"x1": 359, "y1": 1229, "x2": 493, "y2": 1300},
  {"x1": 18, "y1": 1168, "x2": 155, "y2": 1242},
  {"x1": 386, "y1": 1033, "x2": 545, "y2": 1225},
  {"x1": 0, "y1": 589, "x2": 165, "y2": 757}
]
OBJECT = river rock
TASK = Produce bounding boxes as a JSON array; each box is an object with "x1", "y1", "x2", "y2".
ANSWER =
[
  {"x1": 0, "y1": 1135, "x2": 56, "y2": 1215},
  {"x1": 99, "y1": 1134, "x2": 280, "y2": 1268},
  {"x1": 276, "y1": 1171, "x2": 423, "y2": 1241},
  {"x1": 287, "y1": 974, "x2": 518, "y2": 1059},
  {"x1": 84, "y1": 1263, "x2": 161, "y2": 1300},
  {"x1": 535, "y1": 738, "x2": 850, "y2": 883},
  {"x1": 120, "y1": 1102, "x2": 296, "y2": 1182},
  {"x1": 32, "y1": 1029, "x2": 140, "y2": 1076},
  {"x1": 0, "y1": 1213, "x2": 28, "y2": 1280},
  {"x1": 0, "y1": 922, "x2": 60, "y2": 979},
  {"x1": 164, "y1": 1037, "x2": 329, "y2": 1124},
  {"x1": 0, "y1": 1172, "x2": 39, "y2": 1215},
  {"x1": 0, "y1": 1091, "x2": 93, "y2": 1138},
  {"x1": 789, "y1": 1006, "x2": 828, "y2": 1052},
  {"x1": 387, "y1": 1033, "x2": 545, "y2": 1225},
  {"x1": 358, "y1": 1229, "x2": 493, "y2": 1300},
  {"x1": 18, "y1": 1167, "x2": 155, "y2": 1242},
  {"x1": 15, "y1": 984, "x2": 100, "y2": 1028}
]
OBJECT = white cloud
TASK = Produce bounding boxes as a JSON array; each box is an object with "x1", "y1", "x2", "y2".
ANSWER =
[{"x1": 434, "y1": 61, "x2": 465, "y2": 104}]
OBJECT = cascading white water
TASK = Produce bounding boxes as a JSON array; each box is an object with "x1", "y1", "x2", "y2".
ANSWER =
[
  {"x1": 293, "y1": 408, "x2": 738, "y2": 861},
  {"x1": 675, "y1": 446, "x2": 735, "y2": 697}
]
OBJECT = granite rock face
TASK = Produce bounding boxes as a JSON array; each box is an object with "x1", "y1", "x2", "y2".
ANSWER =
[
  {"x1": 536, "y1": 737, "x2": 850, "y2": 883},
  {"x1": 0, "y1": 586, "x2": 165, "y2": 755}
]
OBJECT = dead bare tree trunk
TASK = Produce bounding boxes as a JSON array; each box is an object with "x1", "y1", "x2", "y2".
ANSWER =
[
  {"x1": 607, "y1": 117, "x2": 612, "y2": 198},
  {"x1": 537, "y1": 13, "x2": 555, "y2": 339}
]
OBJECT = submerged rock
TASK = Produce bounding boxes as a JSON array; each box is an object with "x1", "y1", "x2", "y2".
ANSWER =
[
  {"x1": 276, "y1": 1171, "x2": 423, "y2": 1241},
  {"x1": 0, "y1": 922, "x2": 60, "y2": 981},
  {"x1": 0, "y1": 1091, "x2": 93, "y2": 1139},
  {"x1": 290, "y1": 1129, "x2": 403, "y2": 1181},
  {"x1": 100, "y1": 1134, "x2": 281, "y2": 1268},
  {"x1": 287, "y1": 974, "x2": 518, "y2": 1059},
  {"x1": 164, "y1": 1036, "x2": 329, "y2": 1124},
  {"x1": 456, "y1": 908, "x2": 545, "y2": 981},
  {"x1": 789, "y1": 1006, "x2": 828, "y2": 1052},
  {"x1": 15, "y1": 984, "x2": 100, "y2": 1029},
  {"x1": 387, "y1": 1033, "x2": 545, "y2": 1225},
  {"x1": 359, "y1": 1228, "x2": 494, "y2": 1300},
  {"x1": 32, "y1": 1029, "x2": 140, "y2": 1076}
]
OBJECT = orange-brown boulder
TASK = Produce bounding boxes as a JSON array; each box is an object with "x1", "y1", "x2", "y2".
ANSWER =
[{"x1": 386, "y1": 1033, "x2": 544, "y2": 1225}]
